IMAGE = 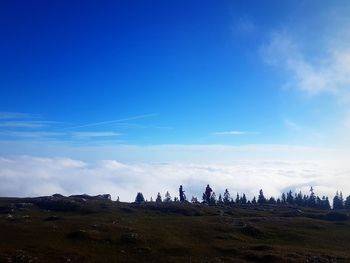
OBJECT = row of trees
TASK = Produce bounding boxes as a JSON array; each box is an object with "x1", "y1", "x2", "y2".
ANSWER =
[{"x1": 134, "y1": 185, "x2": 350, "y2": 210}]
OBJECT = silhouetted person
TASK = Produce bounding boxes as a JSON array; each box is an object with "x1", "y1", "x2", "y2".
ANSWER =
[{"x1": 179, "y1": 185, "x2": 186, "y2": 202}]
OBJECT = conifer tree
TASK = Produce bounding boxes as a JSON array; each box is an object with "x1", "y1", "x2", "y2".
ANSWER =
[
  {"x1": 218, "y1": 194, "x2": 223, "y2": 204},
  {"x1": 269, "y1": 197, "x2": 276, "y2": 204},
  {"x1": 164, "y1": 191, "x2": 172, "y2": 202},
  {"x1": 257, "y1": 189, "x2": 266, "y2": 204},
  {"x1": 252, "y1": 196, "x2": 257, "y2": 204},
  {"x1": 345, "y1": 195, "x2": 350, "y2": 209},
  {"x1": 333, "y1": 191, "x2": 344, "y2": 209},
  {"x1": 281, "y1": 193, "x2": 286, "y2": 203},
  {"x1": 202, "y1": 193, "x2": 207, "y2": 203},
  {"x1": 321, "y1": 196, "x2": 331, "y2": 209},
  {"x1": 325, "y1": 197, "x2": 331, "y2": 210},
  {"x1": 156, "y1": 192, "x2": 162, "y2": 203},
  {"x1": 235, "y1": 193, "x2": 240, "y2": 204},
  {"x1": 295, "y1": 191, "x2": 303, "y2": 206},
  {"x1": 191, "y1": 196, "x2": 199, "y2": 204},
  {"x1": 203, "y1": 184, "x2": 212, "y2": 204},
  {"x1": 135, "y1": 192, "x2": 145, "y2": 204},
  {"x1": 223, "y1": 189, "x2": 231, "y2": 205},
  {"x1": 308, "y1": 187, "x2": 316, "y2": 207},
  {"x1": 286, "y1": 190, "x2": 294, "y2": 204},
  {"x1": 240, "y1": 194, "x2": 247, "y2": 204},
  {"x1": 210, "y1": 192, "x2": 217, "y2": 205}
]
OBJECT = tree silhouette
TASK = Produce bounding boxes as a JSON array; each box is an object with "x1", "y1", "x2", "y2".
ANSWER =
[
  {"x1": 218, "y1": 194, "x2": 223, "y2": 204},
  {"x1": 135, "y1": 192, "x2": 145, "y2": 204},
  {"x1": 202, "y1": 184, "x2": 213, "y2": 204},
  {"x1": 308, "y1": 187, "x2": 316, "y2": 207},
  {"x1": 321, "y1": 196, "x2": 331, "y2": 209},
  {"x1": 257, "y1": 189, "x2": 266, "y2": 204},
  {"x1": 191, "y1": 196, "x2": 199, "y2": 204},
  {"x1": 345, "y1": 195, "x2": 350, "y2": 209},
  {"x1": 333, "y1": 191, "x2": 344, "y2": 209},
  {"x1": 252, "y1": 196, "x2": 257, "y2": 204},
  {"x1": 295, "y1": 191, "x2": 303, "y2": 206},
  {"x1": 164, "y1": 191, "x2": 172, "y2": 202},
  {"x1": 286, "y1": 190, "x2": 294, "y2": 204},
  {"x1": 156, "y1": 192, "x2": 162, "y2": 203},
  {"x1": 210, "y1": 192, "x2": 217, "y2": 205},
  {"x1": 240, "y1": 194, "x2": 247, "y2": 204},
  {"x1": 235, "y1": 193, "x2": 240, "y2": 204},
  {"x1": 281, "y1": 193, "x2": 286, "y2": 203},
  {"x1": 129, "y1": 184, "x2": 346, "y2": 211},
  {"x1": 223, "y1": 189, "x2": 231, "y2": 205}
]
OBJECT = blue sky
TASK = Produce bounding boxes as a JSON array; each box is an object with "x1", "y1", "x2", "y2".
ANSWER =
[{"x1": 1, "y1": 1, "x2": 350, "y2": 199}]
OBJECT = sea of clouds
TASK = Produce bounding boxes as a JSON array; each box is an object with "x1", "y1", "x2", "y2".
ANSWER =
[{"x1": 1, "y1": 154, "x2": 349, "y2": 202}]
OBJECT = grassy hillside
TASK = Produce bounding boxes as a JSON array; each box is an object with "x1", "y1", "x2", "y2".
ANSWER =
[{"x1": 0, "y1": 196, "x2": 349, "y2": 262}]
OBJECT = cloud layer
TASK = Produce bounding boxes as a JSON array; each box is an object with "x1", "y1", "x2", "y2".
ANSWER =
[{"x1": 1, "y1": 155, "x2": 349, "y2": 202}]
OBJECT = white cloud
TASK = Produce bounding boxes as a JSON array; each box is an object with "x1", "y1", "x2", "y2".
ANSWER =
[
  {"x1": 261, "y1": 31, "x2": 350, "y2": 96},
  {"x1": 0, "y1": 155, "x2": 349, "y2": 202},
  {"x1": 213, "y1": 131, "x2": 257, "y2": 136},
  {"x1": 71, "y1": 132, "x2": 121, "y2": 139},
  {"x1": 0, "y1": 112, "x2": 37, "y2": 120},
  {"x1": 0, "y1": 121, "x2": 57, "y2": 128},
  {"x1": 0, "y1": 131, "x2": 65, "y2": 138}
]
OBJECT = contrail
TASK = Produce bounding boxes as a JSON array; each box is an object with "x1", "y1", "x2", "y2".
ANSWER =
[{"x1": 62, "y1": 113, "x2": 158, "y2": 130}]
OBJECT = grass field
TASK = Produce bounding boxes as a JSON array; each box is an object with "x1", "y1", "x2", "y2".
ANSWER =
[{"x1": 0, "y1": 196, "x2": 349, "y2": 262}]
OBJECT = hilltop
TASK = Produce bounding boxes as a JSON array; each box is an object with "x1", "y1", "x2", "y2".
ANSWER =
[{"x1": 0, "y1": 195, "x2": 350, "y2": 262}]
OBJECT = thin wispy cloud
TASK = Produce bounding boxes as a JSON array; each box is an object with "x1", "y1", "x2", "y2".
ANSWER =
[
  {"x1": 0, "y1": 131, "x2": 65, "y2": 138},
  {"x1": 64, "y1": 113, "x2": 158, "y2": 130},
  {"x1": 71, "y1": 132, "x2": 121, "y2": 139},
  {"x1": 0, "y1": 112, "x2": 159, "y2": 142},
  {"x1": 0, "y1": 112, "x2": 38, "y2": 120},
  {"x1": 0, "y1": 121, "x2": 59, "y2": 129},
  {"x1": 260, "y1": 31, "x2": 350, "y2": 96},
  {"x1": 213, "y1": 131, "x2": 258, "y2": 136}
]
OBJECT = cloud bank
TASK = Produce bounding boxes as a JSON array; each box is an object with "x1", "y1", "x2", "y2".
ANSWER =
[{"x1": 1, "y1": 155, "x2": 349, "y2": 202}]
